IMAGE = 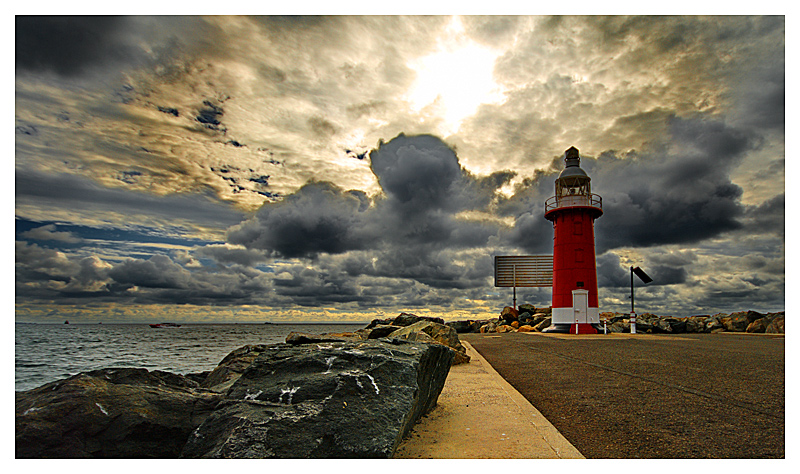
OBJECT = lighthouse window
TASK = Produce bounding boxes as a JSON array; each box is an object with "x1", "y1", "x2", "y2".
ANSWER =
[
  {"x1": 576, "y1": 281, "x2": 584, "y2": 287},
  {"x1": 575, "y1": 249, "x2": 584, "y2": 262},
  {"x1": 573, "y1": 221, "x2": 583, "y2": 235}
]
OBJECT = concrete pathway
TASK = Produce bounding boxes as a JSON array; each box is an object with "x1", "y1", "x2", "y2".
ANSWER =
[{"x1": 393, "y1": 340, "x2": 583, "y2": 459}]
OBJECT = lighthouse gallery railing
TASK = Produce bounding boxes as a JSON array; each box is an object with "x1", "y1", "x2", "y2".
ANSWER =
[{"x1": 544, "y1": 193, "x2": 602, "y2": 213}]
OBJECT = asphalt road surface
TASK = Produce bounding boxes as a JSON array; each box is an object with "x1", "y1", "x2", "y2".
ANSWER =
[{"x1": 462, "y1": 332, "x2": 784, "y2": 458}]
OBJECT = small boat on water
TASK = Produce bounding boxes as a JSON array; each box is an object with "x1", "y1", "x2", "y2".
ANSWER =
[{"x1": 149, "y1": 323, "x2": 182, "y2": 328}]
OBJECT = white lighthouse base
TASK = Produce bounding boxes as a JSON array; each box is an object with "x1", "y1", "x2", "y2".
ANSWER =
[
  {"x1": 542, "y1": 306, "x2": 600, "y2": 333},
  {"x1": 551, "y1": 306, "x2": 600, "y2": 325}
]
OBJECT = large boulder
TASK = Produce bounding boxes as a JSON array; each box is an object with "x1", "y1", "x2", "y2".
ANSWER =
[
  {"x1": 520, "y1": 305, "x2": 551, "y2": 316},
  {"x1": 732, "y1": 310, "x2": 765, "y2": 325},
  {"x1": 609, "y1": 319, "x2": 631, "y2": 333},
  {"x1": 765, "y1": 314, "x2": 785, "y2": 334},
  {"x1": 480, "y1": 321, "x2": 498, "y2": 333},
  {"x1": 746, "y1": 318, "x2": 769, "y2": 333},
  {"x1": 500, "y1": 306, "x2": 519, "y2": 323},
  {"x1": 445, "y1": 319, "x2": 488, "y2": 334},
  {"x1": 285, "y1": 332, "x2": 358, "y2": 345},
  {"x1": 16, "y1": 368, "x2": 222, "y2": 458},
  {"x1": 364, "y1": 317, "x2": 394, "y2": 329},
  {"x1": 446, "y1": 320, "x2": 474, "y2": 333},
  {"x1": 533, "y1": 317, "x2": 552, "y2": 332},
  {"x1": 181, "y1": 340, "x2": 453, "y2": 458},
  {"x1": 665, "y1": 317, "x2": 686, "y2": 333},
  {"x1": 391, "y1": 313, "x2": 444, "y2": 327},
  {"x1": 705, "y1": 316, "x2": 724, "y2": 332},
  {"x1": 685, "y1": 316, "x2": 709, "y2": 333},
  {"x1": 529, "y1": 315, "x2": 548, "y2": 327},
  {"x1": 389, "y1": 320, "x2": 469, "y2": 364},
  {"x1": 354, "y1": 324, "x2": 403, "y2": 340},
  {"x1": 202, "y1": 344, "x2": 270, "y2": 392},
  {"x1": 722, "y1": 311, "x2": 763, "y2": 332}
]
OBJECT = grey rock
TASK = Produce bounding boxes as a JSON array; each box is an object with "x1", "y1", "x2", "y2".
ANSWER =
[
  {"x1": 201, "y1": 344, "x2": 270, "y2": 391},
  {"x1": 285, "y1": 332, "x2": 358, "y2": 345},
  {"x1": 517, "y1": 312, "x2": 533, "y2": 325},
  {"x1": 500, "y1": 306, "x2": 519, "y2": 323},
  {"x1": 480, "y1": 321, "x2": 498, "y2": 333},
  {"x1": 389, "y1": 320, "x2": 469, "y2": 364},
  {"x1": 446, "y1": 320, "x2": 476, "y2": 333},
  {"x1": 705, "y1": 316, "x2": 723, "y2": 332},
  {"x1": 765, "y1": 314, "x2": 785, "y2": 334},
  {"x1": 685, "y1": 316, "x2": 709, "y2": 333},
  {"x1": 391, "y1": 312, "x2": 444, "y2": 327},
  {"x1": 182, "y1": 340, "x2": 453, "y2": 458},
  {"x1": 746, "y1": 318, "x2": 769, "y2": 333},
  {"x1": 354, "y1": 324, "x2": 403, "y2": 340},
  {"x1": 533, "y1": 317, "x2": 552, "y2": 332},
  {"x1": 16, "y1": 368, "x2": 222, "y2": 458}
]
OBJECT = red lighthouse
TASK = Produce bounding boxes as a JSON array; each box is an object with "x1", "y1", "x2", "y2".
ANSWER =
[{"x1": 544, "y1": 147, "x2": 603, "y2": 334}]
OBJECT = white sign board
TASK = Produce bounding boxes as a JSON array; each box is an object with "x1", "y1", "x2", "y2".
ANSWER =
[{"x1": 494, "y1": 255, "x2": 553, "y2": 288}]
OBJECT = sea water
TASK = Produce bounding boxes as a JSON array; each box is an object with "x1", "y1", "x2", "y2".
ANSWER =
[{"x1": 15, "y1": 323, "x2": 364, "y2": 392}]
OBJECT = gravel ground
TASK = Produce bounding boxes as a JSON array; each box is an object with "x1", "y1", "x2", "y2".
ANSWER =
[{"x1": 462, "y1": 332, "x2": 784, "y2": 459}]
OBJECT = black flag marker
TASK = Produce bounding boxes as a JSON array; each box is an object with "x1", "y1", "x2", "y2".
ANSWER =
[{"x1": 632, "y1": 266, "x2": 653, "y2": 284}]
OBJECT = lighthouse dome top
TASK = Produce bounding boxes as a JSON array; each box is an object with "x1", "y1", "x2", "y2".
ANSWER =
[{"x1": 557, "y1": 146, "x2": 589, "y2": 181}]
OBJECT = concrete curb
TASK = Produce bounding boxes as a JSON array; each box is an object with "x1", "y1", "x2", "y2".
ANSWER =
[
  {"x1": 393, "y1": 341, "x2": 584, "y2": 459},
  {"x1": 462, "y1": 341, "x2": 584, "y2": 459}
]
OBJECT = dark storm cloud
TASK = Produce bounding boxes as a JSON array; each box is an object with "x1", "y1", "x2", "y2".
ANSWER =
[
  {"x1": 15, "y1": 242, "x2": 273, "y2": 305},
  {"x1": 196, "y1": 244, "x2": 268, "y2": 267},
  {"x1": 743, "y1": 193, "x2": 785, "y2": 237},
  {"x1": 592, "y1": 116, "x2": 750, "y2": 252},
  {"x1": 272, "y1": 265, "x2": 373, "y2": 307},
  {"x1": 16, "y1": 16, "x2": 141, "y2": 77},
  {"x1": 227, "y1": 181, "x2": 371, "y2": 258},
  {"x1": 597, "y1": 251, "x2": 688, "y2": 289},
  {"x1": 229, "y1": 134, "x2": 505, "y2": 260},
  {"x1": 108, "y1": 255, "x2": 192, "y2": 289},
  {"x1": 226, "y1": 134, "x2": 506, "y2": 297},
  {"x1": 493, "y1": 112, "x2": 756, "y2": 255},
  {"x1": 16, "y1": 169, "x2": 245, "y2": 230},
  {"x1": 371, "y1": 134, "x2": 464, "y2": 212}
]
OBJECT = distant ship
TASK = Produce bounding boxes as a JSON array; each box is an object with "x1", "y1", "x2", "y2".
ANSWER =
[{"x1": 149, "y1": 323, "x2": 182, "y2": 328}]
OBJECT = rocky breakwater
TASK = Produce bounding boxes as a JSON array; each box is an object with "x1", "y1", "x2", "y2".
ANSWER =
[
  {"x1": 445, "y1": 305, "x2": 553, "y2": 334},
  {"x1": 16, "y1": 332, "x2": 454, "y2": 458},
  {"x1": 600, "y1": 310, "x2": 785, "y2": 334},
  {"x1": 352, "y1": 312, "x2": 471, "y2": 364},
  {"x1": 444, "y1": 306, "x2": 785, "y2": 335}
]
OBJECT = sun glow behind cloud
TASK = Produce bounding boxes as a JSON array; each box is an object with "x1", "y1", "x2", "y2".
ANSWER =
[{"x1": 405, "y1": 17, "x2": 505, "y2": 136}]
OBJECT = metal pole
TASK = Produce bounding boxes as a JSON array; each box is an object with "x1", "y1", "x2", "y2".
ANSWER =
[
  {"x1": 512, "y1": 265, "x2": 517, "y2": 310},
  {"x1": 630, "y1": 266, "x2": 637, "y2": 334},
  {"x1": 630, "y1": 266, "x2": 634, "y2": 313}
]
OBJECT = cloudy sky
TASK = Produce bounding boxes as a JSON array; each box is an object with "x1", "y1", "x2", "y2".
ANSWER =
[{"x1": 14, "y1": 15, "x2": 785, "y2": 323}]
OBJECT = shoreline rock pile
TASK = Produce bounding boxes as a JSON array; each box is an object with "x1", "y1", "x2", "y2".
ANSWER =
[
  {"x1": 445, "y1": 304, "x2": 553, "y2": 334},
  {"x1": 446, "y1": 306, "x2": 785, "y2": 335},
  {"x1": 16, "y1": 314, "x2": 461, "y2": 459},
  {"x1": 601, "y1": 310, "x2": 785, "y2": 334}
]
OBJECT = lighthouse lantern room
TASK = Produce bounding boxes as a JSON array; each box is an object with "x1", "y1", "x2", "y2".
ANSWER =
[{"x1": 544, "y1": 147, "x2": 603, "y2": 334}]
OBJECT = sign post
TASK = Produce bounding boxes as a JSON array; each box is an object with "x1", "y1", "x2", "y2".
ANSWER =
[
  {"x1": 494, "y1": 256, "x2": 553, "y2": 309},
  {"x1": 630, "y1": 266, "x2": 653, "y2": 334}
]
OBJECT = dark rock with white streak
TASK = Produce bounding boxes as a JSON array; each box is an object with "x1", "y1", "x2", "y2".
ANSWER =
[
  {"x1": 15, "y1": 368, "x2": 222, "y2": 458},
  {"x1": 181, "y1": 339, "x2": 453, "y2": 458}
]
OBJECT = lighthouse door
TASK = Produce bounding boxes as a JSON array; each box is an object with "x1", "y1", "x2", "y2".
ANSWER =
[{"x1": 572, "y1": 289, "x2": 589, "y2": 324}]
